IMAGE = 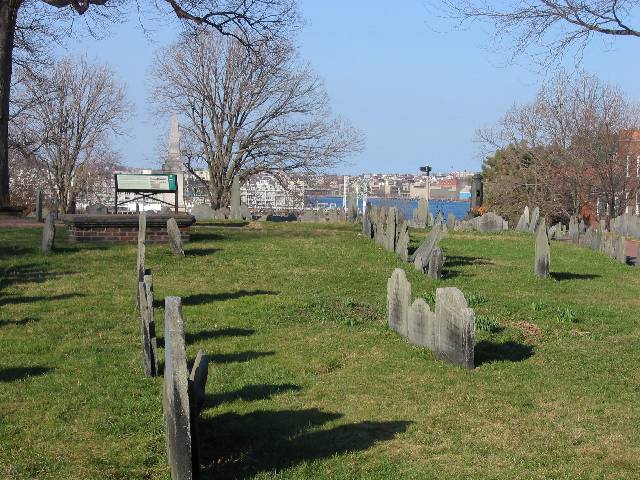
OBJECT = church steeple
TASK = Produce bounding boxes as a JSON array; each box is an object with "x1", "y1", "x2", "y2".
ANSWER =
[{"x1": 163, "y1": 114, "x2": 183, "y2": 172}]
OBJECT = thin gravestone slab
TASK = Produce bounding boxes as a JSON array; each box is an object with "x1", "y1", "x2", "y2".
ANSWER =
[
  {"x1": 428, "y1": 247, "x2": 444, "y2": 280},
  {"x1": 434, "y1": 288, "x2": 475, "y2": 370},
  {"x1": 41, "y1": 213, "x2": 55, "y2": 253},
  {"x1": 535, "y1": 219, "x2": 550, "y2": 278},
  {"x1": 407, "y1": 298, "x2": 436, "y2": 349},
  {"x1": 396, "y1": 220, "x2": 409, "y2": 262},
  {"x1": 387, "y1": 268, "x2": 411, "y2": 338},
  {"x1": 528, "y1": 207, "x2": 539, "y2": 233},
  {"x1": 163, "y1": 296, "x2": 194, "y2": 480},
  {"x1": 138, "y1": 279, "x2": 157, "y2": 377},
  {"x1": 167, "y1": 218, "x2": 185, "y2": 257},
  {"x1": 188, "y1": 350, "x2": 208, "y2": 478},
  {"x1": 385, "y1": 207, "x2": 398, "y2": 252}
]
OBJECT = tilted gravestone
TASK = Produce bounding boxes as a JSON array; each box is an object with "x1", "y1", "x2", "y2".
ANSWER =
[
  {"x1": 434, "y1": 288, "x2": 475, "y2": 370},
  {"x1": 138, "y1": 273, "x2": 158, "y2": 377},
  {"x1": 534, "y1": 219, "x2": 550, "y2": 278},
  {"x1": 395, "y1": 220, "x2": 409, "y2": 261},
  {"x1": 412, "y1": 198, "x2": 429, "y2": 228},
  {"x1": 407, "y1": 298, "x2": 436, "y2": 349},
  {"x1": 230, "y1": 174, "x2": 242, "y2": 220},
  {"x1": 167, "y1": 218, "x2": 185, "y2": 257},
  {"x1": 528, "y1": 207, "x2": 540, "y2": 233},
  {"x1": 410, "y1": 223, "x2": 442, "y2": 273},
  {"x1": 36, "y1": 189, "x2": 43, "y2": 223},
  {"x1": 428, "y1": 247, "x2": 444, "y2": 280},
  {"x1": 41, "y1": 213, "x2": 55, "y2": 253},
  {"x1": 387, "y1": 268, "x2": 411, "y2": 338}
]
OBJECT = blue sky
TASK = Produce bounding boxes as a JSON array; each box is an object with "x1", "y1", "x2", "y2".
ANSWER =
[{"x1": 64, "y1": 0, "x2": 640, "y2": 175}]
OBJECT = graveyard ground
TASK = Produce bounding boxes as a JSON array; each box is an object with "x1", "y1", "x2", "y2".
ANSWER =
[{"x1": 1, "y1": 222, "x2": 639, "y2": 479}]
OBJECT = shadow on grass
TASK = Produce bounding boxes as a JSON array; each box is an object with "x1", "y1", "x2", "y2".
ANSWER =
[
  {"x1": 0, "y1": 292, "x2": 85, "y2": 306},
  {"x1": 204, "y1": 383, "x2": 301, "y2": 410},
  {"x1": 196, "y1": 221, "x2": 250, "y2": 228},
  {"x1": 550, "y1": 272, "x2": 600, "y2": 281},
  {"x1": 0, "y1": 366, "x2": 52, "y2": 382},
  {"x1": 54, "y1": 244, "x2": 114, "y2": 254},
  {"x1": 186, "y1": 327, "x2": 255, "y2": 345},
  {"x1": 190, "y1": 231, "x2": 227, "y2": 242},
  {"x1": 445, "y1": 255, "x2": 494, "y2": 268},
  {"x1": 186, "y1": 248, "x2": 223, "y2": 257},
  {"x1": 198, "y1": 408, "x2": 412, "y2": 479},
  {"x1": 0, "y1": 316, "x2": 39, "y2": 328},
  {"x1": 0, "y1": 245, "x2": 36, "y2": 259},
  {"x1": 475, "y1": 340, "x2": 534, "y2": 366},
  {"x1": 0, "y1": 263, "x2": 75, "y2": 292},
  {"x1": 182, "y1": 290, "x2": 278, "y2": 306},
  {"x1": 157, "y1": 351, "x2": 274, "y2": 376}
]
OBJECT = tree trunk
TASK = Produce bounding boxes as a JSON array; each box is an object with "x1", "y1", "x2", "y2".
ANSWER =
[{"x1": 0, "y1": 0, "x2": 19, "y2": 206}]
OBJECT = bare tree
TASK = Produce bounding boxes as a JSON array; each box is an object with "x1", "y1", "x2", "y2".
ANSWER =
[
  {"x1": 151, "y1": 30, "x2": 363, "y2": 209},
  {"x1": 11, "y1": 56, "x2": 129, "y2": 213},
  {"x1": 0, "y1": 0, "x2": 298, "y2": 206},
  {"x1": 445, "y1": 1, "x2": 640, "y2": 63},
  {"x1": 480, "y1": 70, "x2": 639, "y2": 221}
]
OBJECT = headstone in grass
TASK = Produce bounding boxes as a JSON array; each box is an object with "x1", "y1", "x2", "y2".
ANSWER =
[
  {"x1": 188, "y1": 350, "x2": 208, "y2": 473},
  {"x1": 428, "y1": 212, "x2": 434, "y2": 228},
  {"x1": 614, "y1": 235, "x2": 626, "y2": 264},
  {"x1": 535, "y1": 219, "x2": 550, "y2": 278},
  {"x1": 436, "y1": 210, "x2": 443, "y2": 226},
  {"x1": 407, "y1": 298, "x2": 436, "y2": 348},
  {"x1": 363, "y1": 202, "x2": 373, "y2": 238},
  {"x1": 230, "y1": 174, "x2": 242, "y2": 220},
  {"x1": 447, "y1": 212, "x2": 457, "y2": 229},
  {"x1": 35, "y1": 189, "x2": 43, "y2": 222},
  {"x1": 476, "y1": 212, "x2": 507, "y2": 233},
  {"x1": 548, "y1": 223, "x2": 558, "y2": 240},
  {"x1": 138, "y1": 275, "x2": 158, "y2": 377},
  {"x1": 590, "y1": 227, "x2": 601, "y2": 251},
  {"x1": 412, "y1": 197, "x2": 429, "y2": 228},
  {"x1": 528, "y1": 206, "x2": 539, "y2": 233},
  {"x1": 434, "y1": 287, "x2": 475, "y2": 370},
  {"x1": 136, "y1": 241, "x2": 146, "y2": 309},
  {"x1": 164, "y1": 296, "x2": 195, "y2": 479},
  {"x1": 410, "y1": 223, "x2": 442, "y2": 273},
  {"x1": 516, "y1": 206, "x2": 529, "y2": 232},
  {"x1": 396, "y1": 220, "x2": 409, "y2": 261},
  {"x1": 428, "y1": 247, "x2": 444, "y2": 280},
  {"x1": 167, "y1": 218, "x2": 185, "y2": 257},
  {"x1": 579, "y1": 219, "x2": 586, "y2": 233},
  {"x1": 138, "y1": 213, "x2": 147, "y2": 244},
  {"x1": 569, "y1": 216, "x2": 579, "y2": 244},
  {"x1": 385, "y1": 207, "x2": 398, "y2": 252},
  {"x1": 41, "y1": 213, "x2": 55, "y2": 253},
  {"x1": 387, "y1": 268, "x2": 411, "y2": 337}
]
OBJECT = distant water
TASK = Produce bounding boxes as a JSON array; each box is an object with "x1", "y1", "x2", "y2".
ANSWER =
[{"x1": 307, "y1": 196, "x2": 470, "y2": 221}]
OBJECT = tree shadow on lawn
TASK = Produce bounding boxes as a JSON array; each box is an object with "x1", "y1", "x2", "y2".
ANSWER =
[
  {"x1": 550, "y1": 272, "x2": 600, "y2": 281},
  {"x1": 475, "y1": 340, "x2": 534, "y2": 366},
  {"x1": 196, "y1": 221, "x2": 250, "y2": 228},
  {"x1": 182, "y1": 290, "x2": 278, "y2": 306},
  {"x1": 443, "y1": 255, "x2": 494, "y2": 279},
  {"x1": 0, "y1": 263, "x2": 75, "y2": 292},
  {"x1": 186, "y1": 248, "x2": 223, "y2": 257},
  {"x1": 0, "y1": 316, "x2": 39, "y2": 328},
  {"x1": 198, "y1": 408, "x2": 412, "y2": 479},
  {"x1": 0, "y1": 366, "x2": 52, "y2": 382},
  {"x1": 189, "y1": 231, "x2": 227, "y2": 242},
  {"x1": 157, "y1": 351, "x2": 274, "y2": 377},
  {"x1": 0, "y1": 292, "x2": 84, "y2": 306},
  {"x1": 204, "y1": 383, "x2": 302, "y2": 409},
  {"x1": 0, "y1": 245, "x2": 37, "y2": 259},
  {"x1": 157, "y1": 327, "x2": 256, "y2": 349}
]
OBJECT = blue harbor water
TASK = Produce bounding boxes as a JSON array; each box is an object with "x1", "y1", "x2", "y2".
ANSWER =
[{"x1": 307, "y1": 196, "x2": 470, "y2": 221}]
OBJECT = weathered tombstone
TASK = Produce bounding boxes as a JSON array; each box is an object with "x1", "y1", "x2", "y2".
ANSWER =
[
  {"x1": 569, "y1": 216, "x2": 579, "y2": 244},
  {"x1": 387, "y1": 268, "x2": 411, "y2": 338},
  {"x1": 436, "y1": 210, "x2": 444, "y2": 226},
  {"x1": 347, "y1": 193, "x2": 358, "y2": 222},
  {"x1": 534, "y1": 219, "x2": 550, "y2": 278},
  {"x1": 136, "y1": 241, "x2": 146, "y2": 309},
  {"x1": 192, "y1": 204, "x2": 215, "y2": 221},
  {"x1": 547, "y1": 224, "x2": 558, "y2": 240},
  {"x1": 412, "y1": 198, "x2": 429, "y2": 228},
  {"x1": 579, "y1": 219, "x2": 586, "y2": 233},
  {"x1": 384, "y1": 207, "x2": 398, "y2": 252},
  {"x1": 614, "y1": 235, "x2": 626, "y2": 264},
  {"x1": 167, "y1": 218, "x2": 185, "y2": 257},
  {"x1": 476, "y1": 212, "x2": 506, "y2": 233},
  {"x1": 428, "y1": 212, "x2": 434, "y2": 228},
  {"x1": 41, "y1": 213, "x2": 55, "y2": 253},
  {"x1": 590, "y1": 227, "x2": 601, "y2": 251},
  {"x1": 362, "y1": 202, "x2": 373, "y2": 238},
  {"x1": 138, "y1": 213, "x2": 147, "y2": 245},
  {"x1": 395, "y1": 220, "x2": 409, "y2": 261},
  {"x1": 410, "y1": 223, "x2": 442, "y2": 273},
  {"x1": 188, "y1": 350, "x2": 209, "y2": 474},
  {"x1": 516, "y1": 205, "x2": 530, "y2": 232},
  {"x1": 446, "y1": 212, "x2": 456, "y2": 229},
  {"x1": 528, "y1": 207, "x2": 540, "y2": 233},
  {"x1": 35, "y1": 189, "x2": 43, "y2": 223},
  {"x1": 434, "y1": 287, "x2": 475, "y2": 370},
  {"x1": 470, "y1": 173, "x2": 483, "y2": 209},
  {"x1": 163, "y1": 296, "x2": 194, "y2": 480},
  {"x1": 230, "y1": 174, "x2": 242, "y2": 220},
  {"x1": 407, "y1": 298, "x2": 436, "y2": 348},
  {"x1": 138, "y1": 274, "x2": 158, "y2": 377},
  {"x1": 428, "y1": 247, "x2": 444, "y2": 280}
]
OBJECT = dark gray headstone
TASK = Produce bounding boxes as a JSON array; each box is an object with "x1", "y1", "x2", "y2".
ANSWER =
[
  {"x1": 407, "y1": 298, "x2": 436, "y2": 348},
  {"x1": 384, "y1": 207, "x2": 398, "y2": 252},
  {"x1": 410, "y1": 223, "x2": 442, "y2": 273},
  {"x1": 428, "y1": 247, "x2": 444, "y2": 280},
  {"x1": 412, "y1": 198, "x2": 429, "y2": 228},
  {"x1": 347, "y1": 193, "x2": 358, "y2": 222},
  {"x1": 138, "y1": 274, "x2": 158, "y2": 377},
  {"x1": 138, "y1": 213, "x2": 146, "y2": 245},
  {"x1": 434, "y1": 287, "x2": 475, "y2": 370},
  {"x1": 230, "y1": 174, "x2": 242, "y2": 220},
  {"x1": 41, "y1": 213, "x2": 55, "y2": 253},
  {"x1": 569, "y1": 216, "x2": 579, "y2": 244},
  {"x1": 395, "y1": 220, "x2": 409, "y2": 261},
  {"x1": 614, "y1": 235, "x2": 626, "y2": 264},
  {"x1": 528, "y1": 207, "x2": 540, "y2": 233},
  {"x1": 476, "y1": 212, "x2": 506, "y2": 233},
  {"x1": 534, "y1": 219, "x2": 550, "y2": 278},
  {"x1": 167, "y1": 218, "x2": 185, "y2": 257},
  {"x1": 36, "y1": 189, "x2": 43, "y2": 223},
  {"x1": 188, "y1": 350, "x2": 208, "y2": 475},
  {"x1": 136, "y1": 241, "x2": 145, "y2": 309},
  {"x1": 387, "y1": 268, "x2": 411, "y2": 338},
  {"x1": 362, "y1": 202, "x2": 373, "y2": 237},
  {"x1": 163, "y1": 296, "x2": 194, "y2": 480},
  {"x1": 87, "y1": 203, "x2": 108, "y2": 214}
]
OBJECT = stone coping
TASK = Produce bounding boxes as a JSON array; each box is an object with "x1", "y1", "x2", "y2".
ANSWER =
[{"x1": 61, "y1": 213, "x2": 196, "y2": 228}]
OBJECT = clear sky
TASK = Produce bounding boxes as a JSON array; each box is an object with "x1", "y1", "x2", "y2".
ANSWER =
[{"x1": 64, "y1": 0, "x2": 640, "y2": 175}]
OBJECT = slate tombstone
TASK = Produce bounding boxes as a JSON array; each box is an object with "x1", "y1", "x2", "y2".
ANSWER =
[
  {"x1": 476, "y1": 212, "x2": 507, "y2": 233},
  {"x1": 407, "y1": 298, "x2": 436, "y2": 349},
  {"x1": 138, "y1": 273, "x2": 158, "y2": 377},
  {"x1": 516, "y1": 206, "x2": 530, "y2": 232},
  {"x1": 412, "y1": 197, "x2": 429, "y2": 228},
  {"x1": 569, "y1": 216, "x2": 579, "y2": 244},
  {"x1": 395, "y1": 220, "x2": 410, "y2": 261},
  {"x1": 446, "y1": 212, "x2": 457, "y2": 230},
  {"x1": 230, "y1": 174, "x2": 242, "y2": 220},
  {"x1": 188, "y1": 350, "x2": 209, "y2": 474},
  {"x1": 362, "y1": 202, "x2": 373, "y2": 238},
  {"x1": 528, "y1": 207, "x2": 540, "y2": 233},
  {"x1": 35, "y1": 189, "x2": 43, "y2": 223},
  {"x1": 384, "y1": 207, "x2": 398, "y2": 252},
  {"x1": 534, "y1": 219, "x2": 550, "y2": 278},
  {"x1": 614, "y1": 235, "x2": 626, "y2": 264},
  {"x1": 41, "y1": 213, "x2": 55, "y2": 253},
  {"x1": 434, "y1": 288, "x2": 475, "y2": 370},
  {"x1": 428, "y1": 247, "x2": 444, "y2": 280},
  {"x1": 410, "y1": 223, "x2": 442, "y2": 274},
  {"x1": 387, "y1": 268, "x2": 411, "y2": 338},
  {"x1": 167, "y1": 218, "x2": 185, "y2": 257}
]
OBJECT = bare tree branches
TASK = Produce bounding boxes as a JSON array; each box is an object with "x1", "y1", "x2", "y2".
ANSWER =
[
  {"x1": 445, "y1": 1, "x2": 640, "y2": 63},
  {"x1": 151, "y1": 29, "x2": 363, "y2": 208}
]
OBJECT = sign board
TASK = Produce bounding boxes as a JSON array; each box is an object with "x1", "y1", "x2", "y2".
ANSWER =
[{"x1": 115, "y1": 174, "x2": 178, "y2": 193}]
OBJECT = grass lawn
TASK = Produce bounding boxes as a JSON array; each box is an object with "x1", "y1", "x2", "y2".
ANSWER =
[{"x1": 1, "y1": 221, "x2": 639, "y2": 479}]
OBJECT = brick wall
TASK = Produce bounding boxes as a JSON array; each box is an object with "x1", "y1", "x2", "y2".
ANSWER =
[{"x1": 67, "y1": 226, "x2": 190, "y2": 243}]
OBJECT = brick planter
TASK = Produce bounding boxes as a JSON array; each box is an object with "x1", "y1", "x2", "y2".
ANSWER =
[{"x1": 61, "y1": 214, "x2": 196, "y2": 243}]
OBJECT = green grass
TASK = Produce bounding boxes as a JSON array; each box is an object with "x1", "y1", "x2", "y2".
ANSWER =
[{"x1": 1, "y1": 222, "x2": 639, "y2": 479}]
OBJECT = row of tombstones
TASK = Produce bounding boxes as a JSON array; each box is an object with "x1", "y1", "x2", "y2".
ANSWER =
[
  {"x1": 362, "y1": 203, "x2": 445, "y2": 280},
  {"x1": 387, "y1": 268, "x2": 475, "y2": 370},
  {"x1": 137, "y1": 214, "x2": 208, "y2": 479}
]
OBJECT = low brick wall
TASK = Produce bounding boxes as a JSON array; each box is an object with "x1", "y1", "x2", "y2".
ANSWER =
[{"x1": 61, "y1": 214, "x2": 196, "y2": 244}]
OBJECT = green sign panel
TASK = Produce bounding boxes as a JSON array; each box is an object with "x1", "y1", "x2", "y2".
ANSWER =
[{"x1": 115, "y1": 174, "x2": 178, "y2": 193}]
